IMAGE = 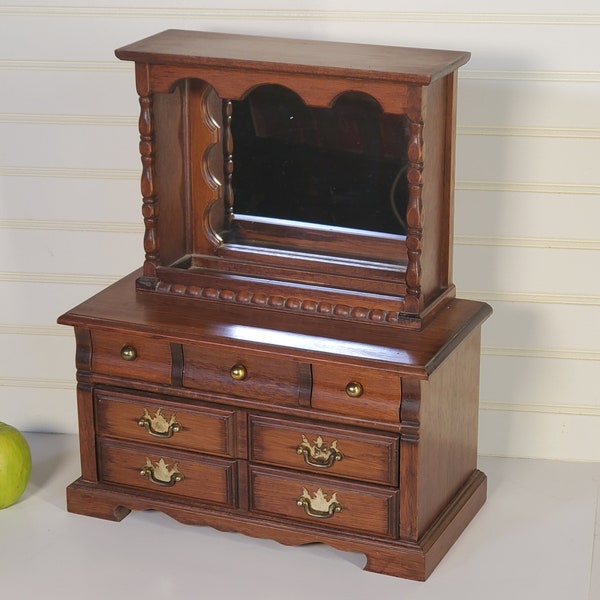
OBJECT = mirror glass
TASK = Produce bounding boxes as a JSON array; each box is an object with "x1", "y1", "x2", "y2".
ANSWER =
[{"x1": 230, "y1": 85, "x2": 410, "y2": 236}]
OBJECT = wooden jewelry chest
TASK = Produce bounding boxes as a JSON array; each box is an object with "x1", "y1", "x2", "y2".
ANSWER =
[{"x1": 58, "y1": 30, "x2": 491, "y2": 581}]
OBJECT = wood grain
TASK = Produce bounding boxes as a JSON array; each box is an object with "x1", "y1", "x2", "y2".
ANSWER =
[{"x1": 59, "y1": 30, "x2": 488, "y2": 582}]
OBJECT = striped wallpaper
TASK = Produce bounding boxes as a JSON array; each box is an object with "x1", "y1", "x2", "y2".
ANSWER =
[{"x1": 1, "y1": 2, "x2": 598, "y2": 460}]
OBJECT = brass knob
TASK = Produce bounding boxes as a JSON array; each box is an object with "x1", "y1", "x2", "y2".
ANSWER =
[
  {"x1": 120, "y1": 345, "x2": 138, "y2": 361},
  {"x1": 345, "y1": 381, "x2": 363, "y2": 398},
  {"x1": 230, "y1": 364, "x2": 247, "y2": 381}
]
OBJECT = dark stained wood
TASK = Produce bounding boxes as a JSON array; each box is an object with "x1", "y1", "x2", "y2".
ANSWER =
[
  {"x1": 113, "y1": 30, "x2": 470, "y2": 325},
  {"x1": 73, "y1": 327, "x2": 97, "y2": 482},
  {"x1": 60, "y1": 271, "x2": 490, "y2": 580},
  {"x1": 152, "y1": 85, "x2": 187, "y2": 265},
  {"x1": 399, "y1": 329, "x2": 483, "y2": 541},
  {"x1": 90, "y1": 329, "x2": 172, "y2": 385},
  {"x1": 249, "y1": 414, "x2": 399, "y2": 486},
  {"x1": 115, "y1": 29, "x2": 470, "y2": 85},
  {"x1": 442, "y1": 71, "x2": 459, "y2": 287},
  {"x1": 59, "y1": 270, "x2": 491, "y2": 377},
  {"x1": 95, "y1": 389, "x2": 238, "y2": 458},
  {"x1": 99, "y1": 438, "x2": 238, "y2": 507},
  {"x1": 416, "y1": 329, "x2": 483, "y2": 538},
  {"x1": 311, "y1": 362, "x2": 402, "y2": 423},
  {"x1": 65, "y1": 469, "x2": 486, "y2": 581},
  {"x1": 59, "y1": 30, "x2": 489, "y2": 582},
  {"x1": 420, "y1": 76, "x2": 448, "y2": 304},
  {"x1": 182, "y1": 344, "x2": 311, "y2": 407},
  {"x1": 249, "y1": 465, "x2": 399, "y2": 538}
]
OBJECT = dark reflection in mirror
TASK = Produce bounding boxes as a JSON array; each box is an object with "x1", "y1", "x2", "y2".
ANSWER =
[{"x1": 230, "y1": 86, "x2": 410, "y2": 235}]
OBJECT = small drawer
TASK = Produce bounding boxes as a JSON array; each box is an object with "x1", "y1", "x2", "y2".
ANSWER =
[
  {"x1": 91, "y1": 331, "x2": 172, "y2": 385},
  {"x1": 249, "y1": 466, "x2": 399, "y2": 538},
  {"x1": 99, "y1": 439, "x2": 238, "y2": 508},
  {"x1": 311, "y1": 363, "x2": 401, "y2": 424},
  {"x1": 249, "y1": 415, "x2": 399, "y2": 486},
  {"x1": 95, "y1": 390, "x2": 238, "y2": 458},
  {"x1": 182, "y1": 345, "x2": 311, "y2": 407}
]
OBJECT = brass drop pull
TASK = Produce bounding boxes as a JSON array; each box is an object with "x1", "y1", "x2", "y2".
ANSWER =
[
  {"x1": 140, "y1": 457, "x2": 184, "y2": 487},
  {"x1": 138, "y1": 408, "x2": 182, "y2": 438},
  {"x1": 297, "y1": 487, "x2": 342, "y2": 519},
  {"x1": 296, "y1": 435, "x2": 343, "y2": 468},
  {"x1": 120, "y1": 344, "x2": 138, "y2": 361},
  {"x1": 345, "y1": 381, "x2": 364, "y2": 398},
  {"x1": 230, "y1": 363, "x2": 247, "y2": 381}
]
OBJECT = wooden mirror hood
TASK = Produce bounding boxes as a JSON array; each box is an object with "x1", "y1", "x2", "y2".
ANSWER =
[{"x1": 115, "y1": 29, "x2": 470, "y2": 329}]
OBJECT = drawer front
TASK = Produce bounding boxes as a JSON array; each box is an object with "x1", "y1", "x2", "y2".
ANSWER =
[
  {"x1": 250, "y1": 466, "x2": 398, "y2": 538},
  {"x1": 249, "y1": 415, "x2": 399, "y2": 486},
  {"x1": 311, "y1": 363, "x2": 401, "y2": 424},
  {"x1": 96, "y1": 390, "x2": 238, "y2": 458},
  {"x1": 100, "y1": 439, "x2": 237, "y2": 507},
  {"x1": 183, "y1": 346, "x2": 311, "y2": 407},
  {"x1": 91, "y1": 331, "x2": 172, "y2": 384}
]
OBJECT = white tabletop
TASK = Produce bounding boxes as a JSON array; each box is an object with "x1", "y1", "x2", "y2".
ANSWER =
[{"x1": 1, "y1": 433, "x2": 599, "y2": 600}]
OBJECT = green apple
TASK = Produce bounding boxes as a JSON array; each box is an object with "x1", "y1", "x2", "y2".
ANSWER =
[{"x1": 0, "y1": 422, "x2": 32, "y2": 509}]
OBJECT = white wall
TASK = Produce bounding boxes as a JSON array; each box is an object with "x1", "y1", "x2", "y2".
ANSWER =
[{"x1": 1, "y1": 1, "x2": 599, "y2": 460}]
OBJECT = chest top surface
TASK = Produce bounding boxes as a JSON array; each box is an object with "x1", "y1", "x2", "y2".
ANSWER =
[
  {"x1": 115, "y1": 29, "x2": 470, "y2": 84},
  {"x1": 58, "y1": 271, "x2": 491, "y2": 377}
]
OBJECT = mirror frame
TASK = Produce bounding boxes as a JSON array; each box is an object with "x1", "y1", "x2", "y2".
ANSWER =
[{"x1": 115, "y1": 30, "x2": 469, "y2": 328}]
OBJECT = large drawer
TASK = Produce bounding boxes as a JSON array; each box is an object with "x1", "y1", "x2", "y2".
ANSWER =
[
  {"x1": 182, "y1": 345, "x2": 311, "y2": 407},
  {"x1": 91, "y1": 330, "x2": 172, "y2": 384},
  {"x1": 99, "y1": 439, "x2": 238, "y2": 507},
  {"x1": 249, "y1": 415, "x2": 399, "y2": 486},
  {"x1": 95, "y1": 389, "x2": 238, "y2": 458},
  {"x1": 311, "y1": 363, "x2": 402, "y2": 424},
  {"x1": 249, "y1": 466, "x2": 399, "y2": 538}
]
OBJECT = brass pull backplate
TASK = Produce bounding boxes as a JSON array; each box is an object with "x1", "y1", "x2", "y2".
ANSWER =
[
  {"x1": 138, "y1": 408, "x2": 182, "y2": 438},
  {"x1": 296, "y1": 434, "x2": 343, "y2": 468},
  {"x1": 297, "y1": 487, "x2": 342, "y2": 519},
  {"x1": 140, "y1": 457, "x2": 184, "y2": 487}
]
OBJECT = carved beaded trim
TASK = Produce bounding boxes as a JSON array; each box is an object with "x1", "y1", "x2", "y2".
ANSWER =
[{"x1": 153, "y1": 279, "x2": 407, "y2": 324}]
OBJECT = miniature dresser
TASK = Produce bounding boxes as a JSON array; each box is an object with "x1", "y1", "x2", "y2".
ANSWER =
[{"x1": 58, "y1": 30, "x2": 491, "y2": 581}]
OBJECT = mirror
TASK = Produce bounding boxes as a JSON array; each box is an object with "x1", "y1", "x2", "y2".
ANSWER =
[{"x1": 230, "y1": 85, "x2": 410, "y2": 236}]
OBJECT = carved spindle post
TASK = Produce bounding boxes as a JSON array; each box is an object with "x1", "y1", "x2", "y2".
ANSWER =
[
  {"x1": 139, "y1": 94, "x2": 159, "y2": 278},
  {"x1": 223, "y1": 99, "x2": 234, "y2": 227},
  {"x1": 404, "y1": 116, "x2": 424, "y2": 313}
]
